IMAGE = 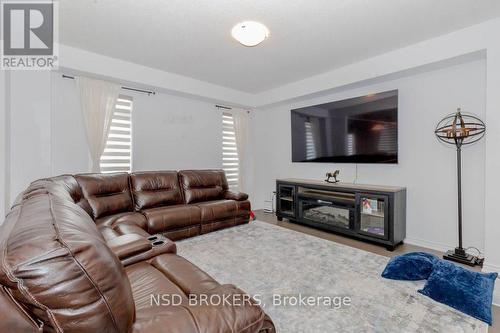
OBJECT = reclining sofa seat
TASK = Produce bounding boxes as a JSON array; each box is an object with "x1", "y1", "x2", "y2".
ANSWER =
[
  {"x1": 74, "y1": 169, "x2": 251, "y2": 241},
  {"x1": 0, "y1": 172, "x2": 275, "y2": 332}
]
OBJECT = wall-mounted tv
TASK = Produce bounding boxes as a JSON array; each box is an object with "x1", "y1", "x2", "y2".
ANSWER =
[{"x1": 291, "y1": 90, "x2": 398, "y2": 164}]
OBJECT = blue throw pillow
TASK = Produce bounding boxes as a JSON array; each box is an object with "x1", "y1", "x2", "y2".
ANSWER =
[
  {"x1": 382, "y1": 252, "x2": 438, "y2": 281},
  {"x1": 418, "y1": 260, "x2": 498, "y2": 325}
]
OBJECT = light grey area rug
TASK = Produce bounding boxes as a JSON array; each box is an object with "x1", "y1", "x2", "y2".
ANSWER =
[{"x1": 177, "y1": 221, "x2": 487, "y2": 333}]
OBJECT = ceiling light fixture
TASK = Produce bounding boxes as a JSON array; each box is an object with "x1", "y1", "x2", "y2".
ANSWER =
[{"x1": 231, "y1": 21, "x2": 269, "y2": 47}]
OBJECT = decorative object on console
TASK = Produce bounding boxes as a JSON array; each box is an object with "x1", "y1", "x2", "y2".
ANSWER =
[
  {"x1": 435, "y1": 108, "x2": 486, "y2": 266},
  {"x1": 325, "y1": 170, "x2": 340, "y2": 183}
]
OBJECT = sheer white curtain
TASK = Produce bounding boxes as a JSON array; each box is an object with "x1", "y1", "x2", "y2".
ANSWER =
[
  {"x1": 76, "y1": 77, "x2": 121, "y2": 172},
  {"x1": 232, "y1": 109, "x2": 249, "y2": 192}
]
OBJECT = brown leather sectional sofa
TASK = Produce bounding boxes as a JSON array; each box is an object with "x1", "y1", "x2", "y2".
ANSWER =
[
  {"x1": 76, "y1": 169, "x2": 252, "y2": 241},
  {"x1": 0, "y1": 170, "x2": 275, "y2": 332}
]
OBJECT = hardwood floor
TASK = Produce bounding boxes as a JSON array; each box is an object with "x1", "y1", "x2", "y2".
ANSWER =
[{"x1": 254, "y1": 209, "x2": 499, "y2": 333}]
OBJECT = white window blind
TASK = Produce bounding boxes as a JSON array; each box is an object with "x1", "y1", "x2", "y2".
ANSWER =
[
  {"x1": 222, "y1": 112, "x2": 239, "y2": 188},
  {"x1": 100, "y1": 96, "x2": 133, "y2": 173},
  {"x1": 305, "y1": 120, "x2": 317, "y2": 160},
  {"x1": 377, "y1": 123, "x2": 397, "y2": 154}
]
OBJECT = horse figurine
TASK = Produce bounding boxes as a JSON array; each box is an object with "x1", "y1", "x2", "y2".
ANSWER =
[{"x1": 325, "y1": 170, "x2": 340, "y2": 184}]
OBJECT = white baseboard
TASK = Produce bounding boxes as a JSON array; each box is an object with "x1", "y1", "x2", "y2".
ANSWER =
[
  {"x1": 482, "y1": 263, "x2": 500, "y2": 306},
  {"x1": 403, "y1": 237, "x2": 454, "y2": 253}
]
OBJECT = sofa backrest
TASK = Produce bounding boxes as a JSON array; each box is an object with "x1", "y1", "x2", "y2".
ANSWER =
[
  {"x1": 179, "y1": 170, "x2": 229, "y2": 204},
  {"x1": 130, "y1": 171, "x2": 183, "y2": 210},
  {"x1": 22, "y1": 175, "x2": 93, "y2": 216},
  {"x1": 0, "y1": 189, "x2": 135, "y2": 332},
  {"x1": 75, "y1": 173, "x2": 134, "y2": 219}
]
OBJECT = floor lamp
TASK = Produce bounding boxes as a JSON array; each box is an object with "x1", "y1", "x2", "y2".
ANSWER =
[{"x1": 434, "y1": 108, "x2": 486, "y2": 267}]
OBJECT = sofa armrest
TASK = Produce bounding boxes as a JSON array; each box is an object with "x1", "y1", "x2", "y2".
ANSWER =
[
  {"x1": 114, "y1": 223, "x2": 150, "y2": 238},
  {"x1": 121, "y1": 235, "x2": 177, "y2": 266},
  {"x1": 223, "y1": 191, "x2": 249, "y2": 201},
  {"x1": 107, "y1": 234, "x2": 152, "y2": 260}
]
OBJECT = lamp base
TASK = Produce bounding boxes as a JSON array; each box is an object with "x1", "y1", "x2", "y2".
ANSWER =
[{"x1": 443, "y1": 247, "x2": 483, "y2": 267}]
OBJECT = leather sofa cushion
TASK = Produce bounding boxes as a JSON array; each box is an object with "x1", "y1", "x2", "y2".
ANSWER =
[
  {"x1": 114, "y1": 223, "x2": 151, "y2": 239},
  {"x1": 130, "y1": 171, "x2": 183, "y2": 210},
  {"x1": 224, "y1": 190, "x2": 249, "y2": 201},
  {"x1": 126, "y1": 259, "x2": 189, "y2": 311},
  {"x1": 0, "y1": 287, "x2": 42, "y2": 333},
  {"x1": 96, "y1": 212, "x2": 148, "y2": 241},
  {"x1": 0, "y1": 193, "x2": 135, "y2": 333},
  {"x1": 179, "y1": 170, "x2": 229, "y2": 204},
  {"x1": 132, "y1": 290, "x2": 266, "y2": 333},
  {"x1": 143, "y1": 205, "x2": 201, "y2": 234},
  {"x1": 151, "y1": 254, "x2": 220, "y2": 295},
  {"x1": 196, "y1": 199, "x2": 251, "y2": 223},
  {"x1": 99, "y1": 225, "x2": 121, "y2": 241},
  {"x1": 96, "y1": 212, "x2": 148, "y2": 230},
  {"x1": 128, "y1": 255, "x2": 265, "y2": 333},
  {"x1": 76, "y1": 173, "x2": 134, "y2": 219},
  {"x1": 98, "y1": 222, "x2": 152, "y2": 241},
  {"x1": 127, "y1": 254, "x2": 265, "y2": 333}
]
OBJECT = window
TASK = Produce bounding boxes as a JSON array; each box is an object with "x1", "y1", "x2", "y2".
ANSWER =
[
  {"x1": 100, "y1": 95, "x2": 133, "y2": 173},
  {"x1": 304, "y1": 120, "x2": 317, "y2": 160},
  {"x1": 222, "y1": 112, "x2": 239, "y2": 188},
  {"x1": 377, "y1": 123, "x2": 397, "y2": 154},
  {"x1": 347, "y1": 133, "x2": 355, "y2": 156}
]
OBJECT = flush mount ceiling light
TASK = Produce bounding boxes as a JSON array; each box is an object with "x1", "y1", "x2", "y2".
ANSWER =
[{"x1": 231, "y1": 21, "x2": 269, "y2": 47}]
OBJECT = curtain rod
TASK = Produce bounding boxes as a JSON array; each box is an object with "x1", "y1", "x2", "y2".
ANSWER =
[
  {"x1": 215, "y1": 104, "x2": 232, "y2": 110},
  {"x1": 215, "y1": 104, "x2": 251, "y2": 114},
  {"x1": 62, "y1": 74, "x2": 156, "y2": 96}
]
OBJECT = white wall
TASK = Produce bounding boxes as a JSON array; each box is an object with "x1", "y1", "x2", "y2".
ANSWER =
[
  {"x1": 3, "y1": 70, "x2": 224, "y2": 213},
  {"x1": 131, "y1": 92, "x2": 222, "y2": 171},
  {"x1": 52, "y1": 74, "x2": 225, "y2": 175},
  {"x1": 249, "y1": 59, "x2": 487, "y2": 252},
  {"x1": 483, "y1": 39, "x2": 500, "y2": 285},
  {"x1": 8, "y1": 71, "x2": 52, "y2": 202},
  {"x1": 59, "y1": 45, "x2": 254, "y2": 108},
  {"x1": 0, "y1": 70, "x2": 6, "y2": 217},
  {"x1": 51, "y1": 73, "x2": 89, "y2": 174}
]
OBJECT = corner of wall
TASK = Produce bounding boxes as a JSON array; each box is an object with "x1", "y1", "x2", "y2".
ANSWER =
[{"x1": 1, "y1": 70, "x2": 11, "y2": 218}]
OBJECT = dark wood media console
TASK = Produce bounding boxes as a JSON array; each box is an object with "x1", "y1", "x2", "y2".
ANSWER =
[{"x1": 276, "y1": 179, "x2": 406, "y2": 250}]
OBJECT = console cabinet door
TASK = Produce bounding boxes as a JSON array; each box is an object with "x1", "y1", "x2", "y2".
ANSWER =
[
  {"x1": 355, "y1": 193, "x2": 389, "y2": 240},
  {"x1": 277, "y1": 184, "x2": 295, "y2": 218}
]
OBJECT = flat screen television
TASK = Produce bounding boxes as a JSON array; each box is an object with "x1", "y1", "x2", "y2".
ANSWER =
[{"x1": 291, "y1": 90, "x2": 398, "y2": 163}]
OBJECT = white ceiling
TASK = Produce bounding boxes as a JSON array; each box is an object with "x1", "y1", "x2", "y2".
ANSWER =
[{"x1": 60, "y1": 0, "x2": 500, "y2": 94}]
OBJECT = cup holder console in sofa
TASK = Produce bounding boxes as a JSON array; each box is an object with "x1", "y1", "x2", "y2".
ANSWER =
[
  {"x1": 147, "y1": 235, "x2": 168, "y2": 247},
  {"x1": 108, "y1": 233, "x2": 178, "y2": 267}
]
